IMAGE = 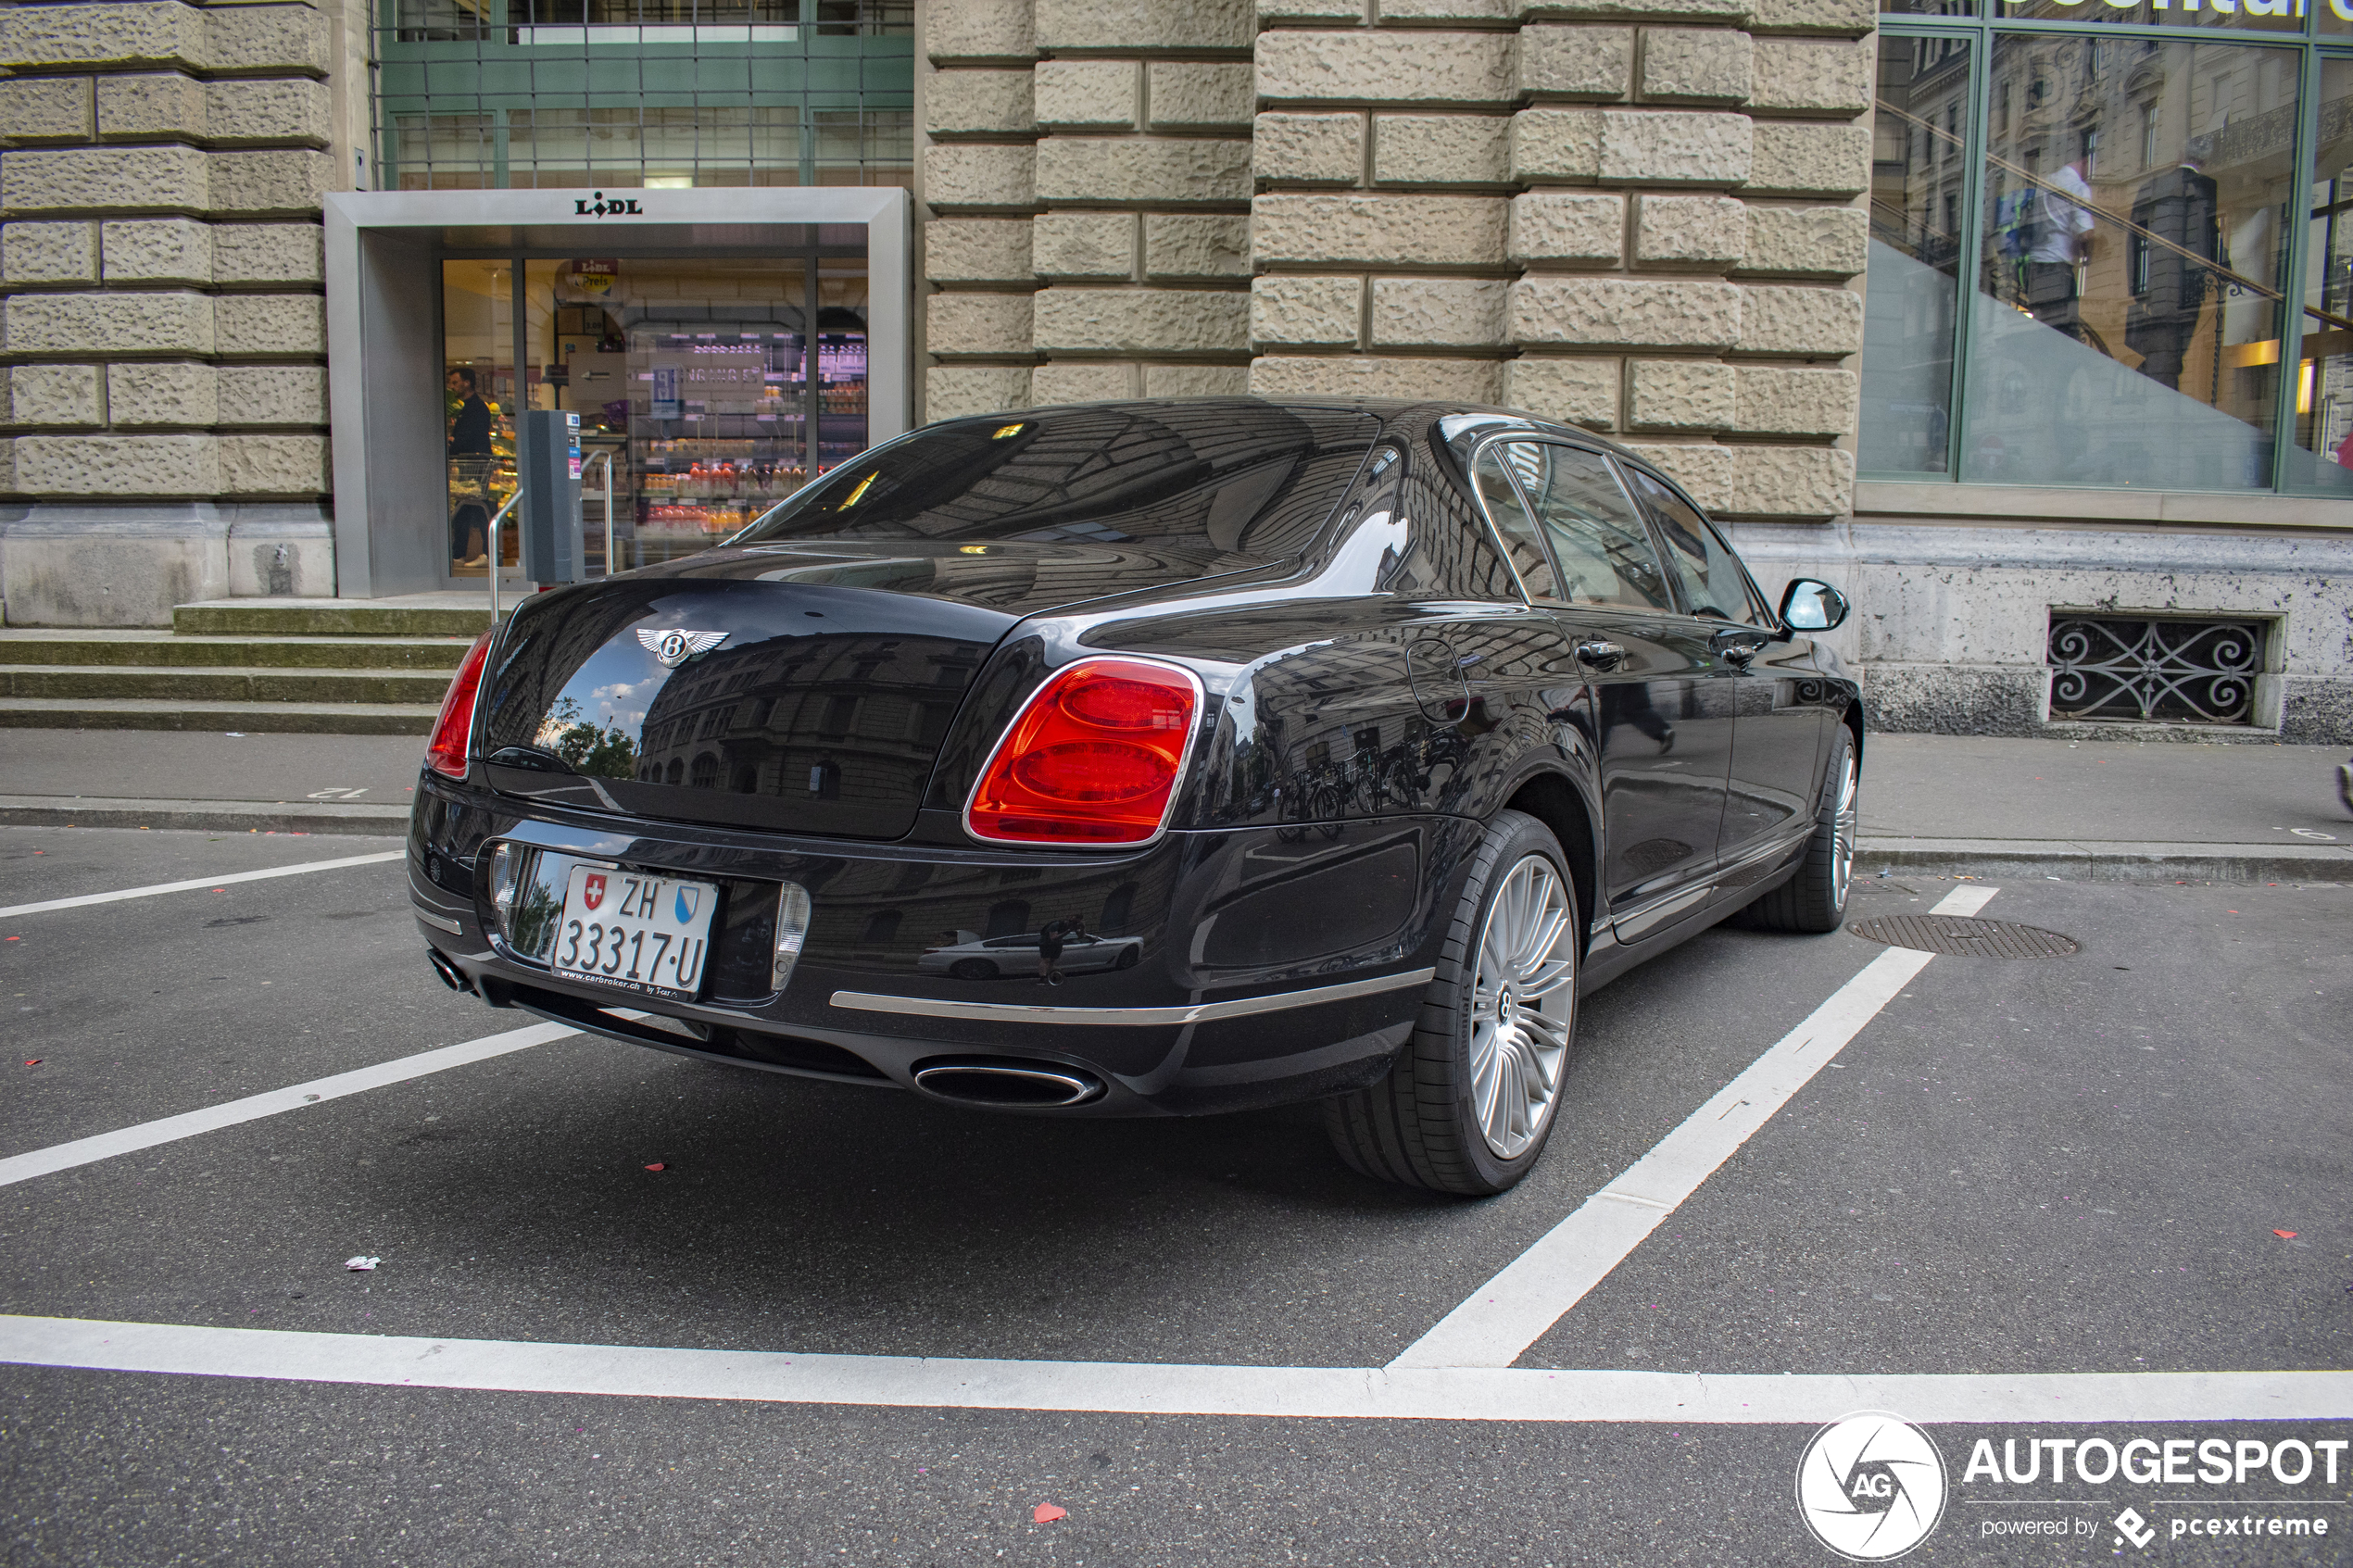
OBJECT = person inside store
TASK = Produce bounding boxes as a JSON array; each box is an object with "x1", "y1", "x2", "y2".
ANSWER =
[
  {"x1": 447, "y1": 367, "x2": 497, "y2": 568},
  {"x1": 2125, "y1": 136, "x2": 2219, "y2": 392}
]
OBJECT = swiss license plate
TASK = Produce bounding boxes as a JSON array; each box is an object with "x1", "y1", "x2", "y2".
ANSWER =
[{"x1": 552, "y1": 864, "x2": 719, "y2": 1001}]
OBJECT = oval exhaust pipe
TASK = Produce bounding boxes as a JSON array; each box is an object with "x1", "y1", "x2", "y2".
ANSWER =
[
  {"x1": 424, "y1": 948, "x2": 476, "y2": 996},
  {"x1": 912, "y1": 1060, "x2": 1103, "y2": 1109}
]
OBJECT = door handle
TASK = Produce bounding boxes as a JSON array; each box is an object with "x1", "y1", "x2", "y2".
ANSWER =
[
  {"x1": 1575, "y1": 640, "x2": 1624, "y2": 671},
  {"x1": 1709, "y1": 626, "x2": 1772, "y2": 666}
]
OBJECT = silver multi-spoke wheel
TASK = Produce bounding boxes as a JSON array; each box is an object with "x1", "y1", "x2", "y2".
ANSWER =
[
  {"x1": 1830, "y1": 749, "x2": 1857, "y2": 909},
  {"x1": 1466, "y1": 853, "x2": 1576, "y2": 1160}
]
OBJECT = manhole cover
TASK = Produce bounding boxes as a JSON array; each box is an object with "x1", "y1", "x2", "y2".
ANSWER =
[{"x1": 1847, "y1": 915, "x2": 2081, "y2": 959}]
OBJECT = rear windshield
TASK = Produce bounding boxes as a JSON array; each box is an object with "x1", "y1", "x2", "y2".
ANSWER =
[{"x1": 731, "y1": 401, "x2": 1380, "y2": 563}]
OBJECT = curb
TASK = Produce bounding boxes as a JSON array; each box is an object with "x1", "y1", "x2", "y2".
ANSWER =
[
  {"x1": 0, "y1": 796, "x2": 411, "y2": 836},
  {"x1": 1856, "y1": 835, "x2": 2353, "y2": 884}
]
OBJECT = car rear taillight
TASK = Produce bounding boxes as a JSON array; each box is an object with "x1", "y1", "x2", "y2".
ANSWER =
[
  {"x1": 966, "y1": 658, "x2": 1202, "y2": 846},
  {"x1": 424, "y1": 630, "x2": 496, "y2": 780}
]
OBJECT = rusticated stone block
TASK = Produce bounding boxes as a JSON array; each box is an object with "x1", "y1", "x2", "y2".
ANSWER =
[
  {"x1": 926, "y1": 364, "x2": 1032, "y2": 421},
  {"x1": 1249, "y1": 354, "x2": 1503, "y2": 402},
  {"x1": 1510, "y1": 107, "x2": 1602, "y2": 182},
  {"x1": 1032, "y1": 211, "x2": 1135, "y2": 279},
  {"x1": 206, "y1": 79, "x2": 331, "y2": 145},
  {"x1": 95, "y1": 72, "x2": 204, "y2": 140},
  {"x1": 1620, "y1": 439, "x2": 1732, "y2": 511},
  {"x1": 924, "y1": 143, "x2": 1038, "y2": 209},
  {"x1": 7, "y1": 290, "x2": 212, "y2": 356},
  {"x1": 1634, "y1": 193, "x2": 1744, "y2": 266},
  {"x1": 200, "y1": 5, "x2": 332, "y2": 73},
  {"x1": 214, "y1": 293, "x2": 324, "y2": 355},
  {"x1": 1032, "y1": 360, "x2": 1137, "y2": 403},
  {"x1": 1750, "y1": 39, "x2": 1869, "y2": 115},
  {"x1": 928, "y1": 0, "x2": 1035, "y2": 63},
  {"x1": 1251, "y1": 193, "x2": 1507, "y2": 267},
  {"x1": 211, "y1": 221, "x2": 321, "y2": 284},
  {"x1": 1035, "y1": 59, "x2": 1137, "y2": 130},
  {"x1": 1510, "y1": 276, "x2": 1740, "y2": 348},
  {"x1": 1734, "y1": 282, "x2": 1861, "y2": 355},
  {"x1": 1750, "y1": 0, "x2": 1871, "y2": 33},
  {"x1": 206, "y1": 150, "x2": 330, "y2": 215},
  {"x1": 3, "y1": 220, "x2": 98, "y2": 282},
  {"x1": 1626, "y1": 357, "x2": 1734, "y2": 430},
  {"x1": 1254, "y1": 113, "x2": 1363, "y2": 186},
  {"x1": 3, "y1": 144, "x2": 207, "y2": 215},
  {"x1": 1252, "y1": 274, "x2": 1362, "y2": 347},
  {"x1": 218, "y1": 363, "x2": 327, "y2": 425},
  {"x1": 924, "y1": 69, "x2": 1036, "y2": 136},
  {"x1": 1034, "y1": 285, "x2": 1250, "y2": 354},
  {"x1": 1380, "y1": 0, "x2": 1511, "y2": 19},
  {"x1": 1145, "y1": 214, "x2": 1249, "y2": 278},
  {"x1": 1732, "y1": 364, "x2": 1855, "y2": 434},
  {"x1": 1035, "y1": 0, "x2": 1252, "y2": 51},
  {"x1": 927, "y1": 291, "x2": 1037, "y2": 356},
  {"x1": 1373, "y1": 115, "x2": 1509, "y2": 186},
  {"x1": 1143, "y1": 362, "x2": 1250, "y2": 396},
  {"x1": 10, "y1": 364, "x2": 104, "y2": 426},
  {"x1": 107, "y1": 360, "x2": 215, "y2": 426},
  {"x1": 1150, "y1": 63, "x2": 1252, "y2": 130},
  {"x1": 1503, "y1": 356, "x2": 1617, "y2": 429},
  {"x1": 1523, "y1": 0, "x2": 1746, "y2": 19},
  {"x1": 220, "y1": 433, "x2": 327, "y2": 495},
  {"x1": 1, "y1": 78, "x2": 94, "y2": 144},
  {"x1": 1725, "y1": 442, "x2": 1850, "y2": 516},
  {"x1": 1257, "y1": 31, "x2": 1516, "y2": 107},
  {"x1": 1737, "y1": 203, "x2": 1865, "y2": 276},
  {"x1": 1747, "y1": 120, "x2": 1868, "y2": 195},
  {"x1": 1371, "y1": 277, "x2": 1505, "y2": 348},
  {"x1": 1518, "y1": 26, "x2": 1632, "y2": 101},
  {"x1": 1508, "y1": 191, "x2": 1625, "y2": 264},
  {"x1": 14, "y1": 433, "x2": 218, "y2": 495},
  {"x1": 1599, "y1": 110, "x2": 1751, "y2": 185},
  {"x1": 0, "y1": 3, "x2": 206, "y2": 71},
  {"x1": 1259, "y1": 0, "x2": 1362, "y2": 19},
  {"x1": 101, "y1": 217, "x2": 210, "y2": 282},
  {"x1": 1036, "y1": 137, "x2": 1252, "y2": 205},
  {"x1": 1639, "y1": 28, "x2": 1752, "y2": 104},
  {"x1": 929, "y1": 218, "x2": 1036, "y2": 282}
]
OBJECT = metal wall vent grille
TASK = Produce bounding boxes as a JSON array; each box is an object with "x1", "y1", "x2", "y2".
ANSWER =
[
  {"x1": 1849, "y1": 915, "x2": 2080, "y2": 959},
  {"x1": 2048, "y1": 616, "x2": 2261, "y2": 725}
]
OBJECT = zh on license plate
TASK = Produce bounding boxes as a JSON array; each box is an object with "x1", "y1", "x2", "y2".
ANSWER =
[{"x1": 554, "y1": 865, "x2": 718, "y2": 1001}]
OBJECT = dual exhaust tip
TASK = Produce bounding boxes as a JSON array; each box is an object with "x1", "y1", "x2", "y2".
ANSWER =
[
  {"x1": 425, "y1": 948, "x2": 476, "y2": 997},
  {"x1": 912, "y1": 1059, "x2": 1104, "y2": 1109}
]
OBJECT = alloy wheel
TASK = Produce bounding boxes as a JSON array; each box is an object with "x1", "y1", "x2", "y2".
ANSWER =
[
  {"x1": 1465, "y1": 854, "x2": 1576, "y2": 1160},
  {"x1": 1831, "y1": 750, "x2": 1858, "y2": 910}
]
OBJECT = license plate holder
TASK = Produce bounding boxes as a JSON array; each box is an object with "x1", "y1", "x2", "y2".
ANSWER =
[{"x1": 551, "y1": 864, "x2": 719, "y2": 1002}]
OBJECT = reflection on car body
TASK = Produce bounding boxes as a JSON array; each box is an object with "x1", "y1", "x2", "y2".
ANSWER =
[{"x1": 917, "y1": 930, "x2": 1146, "y2": 980}]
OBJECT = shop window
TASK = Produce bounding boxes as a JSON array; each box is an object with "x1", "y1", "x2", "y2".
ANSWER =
[{"x1": 2285, "y1": 57, "x2": 2353, "y2": 493}]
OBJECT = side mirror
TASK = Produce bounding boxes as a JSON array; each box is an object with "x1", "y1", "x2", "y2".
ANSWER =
[{"x1": 1779, "y1": 577, "x2": 1850, "y2": 633}]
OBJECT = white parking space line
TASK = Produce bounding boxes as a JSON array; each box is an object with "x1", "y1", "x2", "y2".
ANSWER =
[
  {"x1": 0, "y1": 1021, "x2": 574, "y2": 1188},
  {"x1": 2, "y1": 1315, "x2": 2344, "y2": 1425},
  {"x1": 1390, "y1": 884, "x2": 2002, "y2": 1372},
  {"x1": 0, "y1": 850, "x2": 405, "y2": 920}
]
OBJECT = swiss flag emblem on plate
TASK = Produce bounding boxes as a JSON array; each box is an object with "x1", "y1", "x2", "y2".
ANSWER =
[{"x1": 583, "y1": 873, "x2": 606, "y2": 910}]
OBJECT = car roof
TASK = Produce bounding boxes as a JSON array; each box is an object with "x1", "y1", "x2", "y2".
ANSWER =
[{"x1": 1003, "y1": 395, "x2": 1642, "y2": 468}]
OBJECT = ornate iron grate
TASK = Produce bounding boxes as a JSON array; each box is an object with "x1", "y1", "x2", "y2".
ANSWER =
[{"x1": 2047, "y1": 616, "x2": 2262, "y2": 725}]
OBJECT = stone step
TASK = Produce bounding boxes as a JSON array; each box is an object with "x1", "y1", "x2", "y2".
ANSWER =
[
  {"x1": 172, "y1": 599, "x2": 495, "y2": 638},
  {"x1": 0, "y1": 630, "x2": 473, "y2": 670},
  {"x1": 0, "y1": 698, "x2": 438, "y2": 735},
  {"x1": 0, "y1": 665, "x2": 457, "y2": 705}
]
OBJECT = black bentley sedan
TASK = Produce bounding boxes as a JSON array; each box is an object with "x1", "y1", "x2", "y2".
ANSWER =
[{"x1": 409, "y1": 398, "x2": 1859, "y2": 1196}]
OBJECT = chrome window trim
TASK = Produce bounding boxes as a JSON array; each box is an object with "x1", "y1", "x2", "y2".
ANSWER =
[{"x1": 828, "y1": 965, "x2": 1437, "y2": 1026}]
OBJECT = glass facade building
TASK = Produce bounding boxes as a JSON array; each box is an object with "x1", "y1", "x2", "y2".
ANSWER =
[{"x1": 1864, "y1": 0, "x2": 2353, "y2": 495}]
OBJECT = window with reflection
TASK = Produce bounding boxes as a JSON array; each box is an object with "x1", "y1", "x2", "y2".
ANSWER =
[
  {"x1": 1860, "y1": 31, "x2": 1975, "y2": 474},
  {"x1": 1493, "y1": 444, "x2": 1674, "y2": 611},
  {"x1": 2289, "y1": 58, "x2": 2353, "y2": 493}
]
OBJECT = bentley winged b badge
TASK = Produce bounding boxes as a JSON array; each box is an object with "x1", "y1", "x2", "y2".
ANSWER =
[{"x1": 637, "y1": 628, "x2": 730, "y2": 669}]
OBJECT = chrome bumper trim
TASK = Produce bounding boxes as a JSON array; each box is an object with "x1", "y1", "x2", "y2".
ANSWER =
[
  {"x1": 414, "y1": 908, "x2": 463, "y2": 935},
  {"x1": 828, "y1": 967, "x2": 1436, "y2": 1027}
]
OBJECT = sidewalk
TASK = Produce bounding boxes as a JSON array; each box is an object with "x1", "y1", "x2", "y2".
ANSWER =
[{"x1": 0, "y1": 726, "x2": 2346, "y2": 881}]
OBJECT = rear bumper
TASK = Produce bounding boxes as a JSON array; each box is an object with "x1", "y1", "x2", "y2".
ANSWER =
[{"x1": 408, "y1": 771, "x2": 1473, "y2": 1116}]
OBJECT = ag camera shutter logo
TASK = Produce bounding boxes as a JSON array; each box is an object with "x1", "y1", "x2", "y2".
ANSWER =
[{"x1": 1796, "y1": 1411, "x2": 1949, "y2": 1561}]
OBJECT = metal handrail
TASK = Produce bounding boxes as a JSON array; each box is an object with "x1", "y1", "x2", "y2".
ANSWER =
[
  {"x1": 484, "y1": 488, "x2": 522, "y2": 622},
  {"x1": 584, "y1": 450, "x2": 618, "y2": 577}
]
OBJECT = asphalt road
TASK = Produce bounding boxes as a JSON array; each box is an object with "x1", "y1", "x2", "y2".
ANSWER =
[{"x1": 1, "y1": 826, "x2": 2347, "y2": 1566}]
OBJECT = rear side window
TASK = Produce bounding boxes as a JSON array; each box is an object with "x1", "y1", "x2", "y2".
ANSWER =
[
  {"x1": 1493, "y1": 441, "x2": 1672, "y2": 611},
  {"x1": 1622, "y1": 467, "x2": 1762, "y2": 625},
  {"x1": 1468, "y1": 446, "x2": 1561, "y2": 600}
]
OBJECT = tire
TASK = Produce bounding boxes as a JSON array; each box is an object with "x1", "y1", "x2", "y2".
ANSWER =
[
  {"x1": 1323, "y1": 809, "x2": 1579, "y2": 1197},
  {"x1": 1739, "y1": 725, "x2": 1856, "y2": 935},
  {"x1": 950, "y1": 959, "x2": 997, "y2": 981}
]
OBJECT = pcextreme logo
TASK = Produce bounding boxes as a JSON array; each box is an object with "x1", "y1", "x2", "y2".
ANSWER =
[{"x1": 1796, "y1": 1411, "x2": 1950, "y2": 1561}]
